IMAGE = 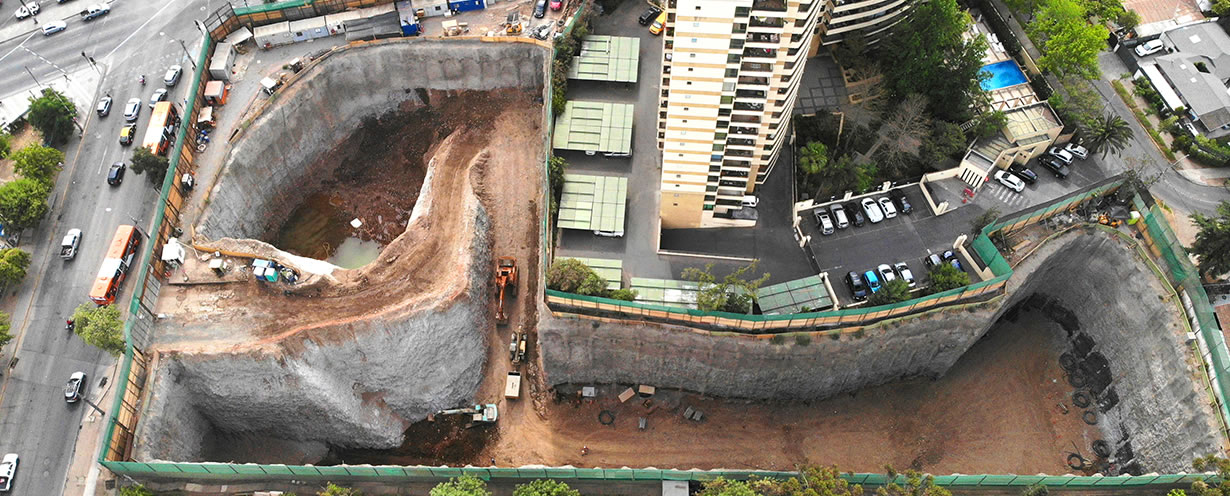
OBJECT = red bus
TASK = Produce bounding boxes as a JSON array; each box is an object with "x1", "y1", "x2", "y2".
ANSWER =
[
  {"x1": 88, "y1": 225, "x2": 142, "y2": 305},
  {"x1": 142, "y1": 101, "x2": 181, "y2": 156}
]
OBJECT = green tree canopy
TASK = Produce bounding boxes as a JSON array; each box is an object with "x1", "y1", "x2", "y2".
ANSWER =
[
  {"x1": 430, "y1": 475, "x2": 492, "y2": 496},
  {"x1": 513, "y1": 479, "x2": 582, "y2": 496},
  {"x1": 130, "y1": 147, "x2": 170, "y2": 185},
  {"x1": 928, "y1": 263, "x2": 971, "y2": 293},
  {"x1": 1190, "y1": 202, "x2": 1230, "y2": 278},
  {"x1": 799, "y1": 141, "x2": 830, "y2": 175},
  {"x1": 1215, "y1": 0, "x2": 1230, "y2": 16},
  {"x1": 119, "y1": 486, "x2": 155, "y2": 496},
  {"x1": 71, "y1": 303, "x2": 126, "y2": 356},
  {"x1": 1049, "y1": 77, "x2": 1102, "y2": 129},
  {"x1": 1029, "y1": 0, "x2": 1108, "y2": 79},
  {"x1": 1082, "y1": 113, "x2": 1134, "y2": 158},
  {"x1": 682, "y1": 261, "x2": 771, "y2": 314},
  {"x1": 878, "y1": 0, "x2": 989, "y2": 121},
  {"x1": 1115, "y1": 9, "x2": 1141, "y2": 30},
  {"x1": 920, "y1": 121, "x2": 968, "y2": 167},
  {"x1": 0, "y1": 132, "x2": 11, "y2": 159},
  {"x1": 27, "y1": 88, "x2": 77, "y2": 146},
  {"x1": 9, "y1": 143, "x2": 64, "y2": 186},
  {"x1": 970, "y1": 207, "x2": 1002, "y2": 234},
  {"x1": 0, "y1": 178, "x2": 50, "y2": 231},
  {"x1": 0, "y1": 248, "x2": 31, "y2": 287},
  {"x1": 869, "y1": 278, "x2": 911, "y2": 306},
  {"x1": 0, "y1": 311, "x2": 13, "y2": 349},
  {"x1": 318, "y1": 483, "x2": 362, "y2": 496},
  {"x1": 547, "y1": 258, "x2": 609, "y2": 296},
  {"x1": 1188, "y1": 455, "x2": 1230, "y2": 495}
]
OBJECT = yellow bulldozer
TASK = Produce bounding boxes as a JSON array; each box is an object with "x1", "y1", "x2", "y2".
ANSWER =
[{"x1": 506, "y1": 12, "x2": 524, "y2": 35}]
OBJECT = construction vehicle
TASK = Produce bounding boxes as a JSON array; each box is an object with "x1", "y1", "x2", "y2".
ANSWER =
[
  {"x1": 505, "y1": 372, "x2": 521, "y2": 399},
  {"x1": 495, "y1": 257, "x2": 517, "y2": 325},
  {"x1": 434, "y1": 404, "x2": 499, "y2": 425},
  {"x1": 517, "y1": 332, "x2": 527, "y2": 363},
  {"x1": 509, "y1": 331, "x2": 519, "y2": 362},
  {"x1": 505, "y1": 12, "x2": 524, "y2": 35}
]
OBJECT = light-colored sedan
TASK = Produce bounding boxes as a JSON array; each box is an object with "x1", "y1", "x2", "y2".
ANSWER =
[
  {"x1": 994, "y1": 170, "x2": 1025, "y2": 192},
  {"x1": 1064, "y1": 142, "x2": 1089, "y2": 160},
  {"x1": 861, "y1": 197, "x2": 884, "y2": 224},
  {"x1": 894, "y1": 262, "x2": 916, "y2": 288},
  {"x1": 877, "y1": 197, "x2": 898, "y2": 219},
  {"x1": 877, "y1": 264, "x2": 897, "y2": 283},
  {"x1": 15, "y1": 2, "x2": 40, "y2": 19},
  {"x1": 41, "y1": 20, "x2": 66, "y2": 36},
  {"x1": 0, "y1": 453, "x2": 17, "y2": 491}
]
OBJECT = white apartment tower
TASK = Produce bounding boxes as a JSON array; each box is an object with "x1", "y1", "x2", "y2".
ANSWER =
[{"x1": 656, "y1": 0, "x2": 913, "y2": 229}]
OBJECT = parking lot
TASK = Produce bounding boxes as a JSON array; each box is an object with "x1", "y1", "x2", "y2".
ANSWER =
[{"x1": 974, "y1": 147, "x2": 1108, "y2": 212}]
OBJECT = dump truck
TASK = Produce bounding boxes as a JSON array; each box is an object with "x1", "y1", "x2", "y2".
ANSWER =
[
  {"x1": 505, "y1": 12, "x2": 523, "y2": 35},
  {"x1": 80, "y1": 4, "x2": 110, "y2": 20},
  {"x1": 505, "y1": 372, "x2": 521, "y2": 399},
  {"x1": 60, "y1": 229, "x2": 82, "y2": 260},
  {"x1": 435, "y1": 404, "x2": 499, "y2": 425},
  {"x1": 495, "y1": 257, "x2": 517, "y2": 325}
]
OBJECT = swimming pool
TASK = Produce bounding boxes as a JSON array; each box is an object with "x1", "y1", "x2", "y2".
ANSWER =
[{"x1": 980, "y1": 60, "x2": 1029, "y2": 91}]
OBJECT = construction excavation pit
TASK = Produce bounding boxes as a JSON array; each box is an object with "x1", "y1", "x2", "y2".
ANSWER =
[{"x1": 132, "y1": 39, "x2": 548, "y2": 464}]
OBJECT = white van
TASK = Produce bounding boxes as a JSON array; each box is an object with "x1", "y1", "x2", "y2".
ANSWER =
[{"x1": 741, "y1": 195, "x2": 759, "y2": 208}]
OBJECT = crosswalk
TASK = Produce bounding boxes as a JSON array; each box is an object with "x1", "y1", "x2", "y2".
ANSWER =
[{"x1": 980, "y1": 183, "x2": 1030, "y2": 209}]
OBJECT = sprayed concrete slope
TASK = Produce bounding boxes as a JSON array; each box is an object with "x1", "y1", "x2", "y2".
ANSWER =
[
  {"x1": 132, "y1": 39, "x2": 547, "y2": 463},
  {"x1": 541, "y1": 229, "x2": 1222, "y2": 472}
]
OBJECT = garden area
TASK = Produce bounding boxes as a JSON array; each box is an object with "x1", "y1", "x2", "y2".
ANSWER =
[{"x1": 1112, "y1": 75, "x2": 1230, "y2": 171}]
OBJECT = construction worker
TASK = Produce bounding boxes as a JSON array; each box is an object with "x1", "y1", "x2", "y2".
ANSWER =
[{"x1": 580, "y1": 445, "x2": 589, "y2": 456}]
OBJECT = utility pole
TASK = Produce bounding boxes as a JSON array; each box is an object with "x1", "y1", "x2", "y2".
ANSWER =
[
  {"x1": 23, "y1": 66, "x2": 42, "y2": 90},
  {"x1": 175, "y1": 39, "x2": 197, "y2": 70}
]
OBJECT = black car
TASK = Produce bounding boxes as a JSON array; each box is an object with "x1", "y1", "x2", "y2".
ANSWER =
[
  {"x1": 638, "y1": 6, "x2": 662, "y2": 25},
  {"x1": 107, "y1": 162, "x2": 126, "y2": 186},
  {"x1": 889, "y1": 189, "x2": 913, "y2": 215},
  {"x1": 1008, "y1": 163, "x2": 1038, "y2": 184},
  {"x1": 1037, "y1": 156, "x2": 1070, "y2": 179},
  {"x1": 533, "y1": 0, "x2": 547, "y2": 18},
  {"x1": 845, "y1": 271, "x2": 869, "y2": 301},
  {"x1": 846, "y1": 202, "x2": 865, "y2": 227}
]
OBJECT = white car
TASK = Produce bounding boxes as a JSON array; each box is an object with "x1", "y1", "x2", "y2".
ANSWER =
[
  {"x1": 123, "y1": 98, "x2": 142, "y2": 122},
  {"x1": 877, "y1": 197, "x2": 897, "y2": 219},
  {"x1": 894, "y1": 262, "x2": 916, "y2": 288},
  {"x1": 164, "y1": 65, "x2": 183, "y2": 86},
  {"x1": 1047, "y1": 146, "x2": 1074, "y2": 165},
  {"x1": 64, "y1": 371, "x2": 86, "y2": 403},
  {"x1": 149, "y1": 88, "x2": 168, "y2": 108},
  {"x1": 877, "y1": 264, "x2": 897, "y2": 283},
  {"x1": 1063, "y1": 142, "x2": 1089, "y2": 160},
  {"x1": 0, "y1": 453, "x2": 17, "y2": 491},
  {"x1": 1135, "y1": 39, "x2": 1164, "y2": 57},
  {"x1": 15, "y1": 2, "x2": 40, "y2": 19},
  {"x1": 861, "y1": 197, "x2": 884, "y2": 224},
  {"x1": 994, "y1": 170, "x2": 1025, "y2": 192},
  {"x1": 41, "y1": 20, "x2": 66, "y2": 36}
]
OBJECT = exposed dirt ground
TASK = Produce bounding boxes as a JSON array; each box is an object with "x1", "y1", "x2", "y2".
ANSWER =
[{"x1": 0, "y1": 124, "x2": 39, "y2": 183}]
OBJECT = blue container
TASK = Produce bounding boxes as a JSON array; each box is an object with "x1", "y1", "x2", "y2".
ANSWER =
[{"x1": 448, "y1": 0, "x2": 485, "y2": 12}]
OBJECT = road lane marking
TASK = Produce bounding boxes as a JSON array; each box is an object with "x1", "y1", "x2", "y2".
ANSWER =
[
  {"x1": 103, "y1": 0, "x2": 183, "y2": 60},
  {"x1": 0, "y1": 31, "x2": 37, "y2": 65}
]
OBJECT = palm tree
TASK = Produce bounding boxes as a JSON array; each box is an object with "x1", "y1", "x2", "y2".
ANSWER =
[{"x1": 1083, "y1": 114, "x2": 1135, "y2": 158}]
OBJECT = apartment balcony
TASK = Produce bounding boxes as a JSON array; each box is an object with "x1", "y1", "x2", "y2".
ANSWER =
[
  {"x1": 736, "y1": 75, "x2": 770, "y2": 87},
  {"x1": 746, "y1": 32, "x2": 781, "y2": 43},
  {"x1": 751, "y1": 0, "x2": 787, "y2": 12},
  {"x1": 748, "y1": 16, "x2": 784, "y2": 28},
  {"x1": 716, "y1": 187, "x2": 748, "y2": 198},
  {"x1": 742, "y1": 47, "x2": 777, "y2": 60},
  {"x1": 735, "y1": 89, "x2": 767, "y2": 99},
  {"x1": 740, "y1": 61, "x2": 774, "y2": 74},
  {"x1": 731, "y1": 114, "x2": 762, "y2": 125},
  {"x1": 729, "y1": 125, "x2": 759, "y2": 136},
  {"x1": 733, "y1": 101, "x2": 765, "y2": 111}
]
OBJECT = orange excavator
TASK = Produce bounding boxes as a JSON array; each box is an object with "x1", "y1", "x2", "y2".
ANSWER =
[{"x1": 495, "y1": 257, "x2": 518, "y2": 325}]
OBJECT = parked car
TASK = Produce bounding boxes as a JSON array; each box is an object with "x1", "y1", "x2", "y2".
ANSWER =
[
  {"x1": 164, "y1": 65, "x2": 183, "y2": 86},
  {"x1": 863, "y1": 270, "x2": 882, "y2": 293},
  {"x1": 1038, "y1": 156, "x2": 1070, "y2": 179},
  {"x1": 41, "y1": 20, "x2": 67, "y2": 36},
  {"x1": 123, "y1": 98, "x2": 141, "y2": 122},
  {"x1": 1063, "y1": 142, "x2": 1089, "y2": 160},
  {"x1": 0, "y1": 453, "x2": 17, "y2": 492},
  {"x1": 741, "y1": 195, "x2": 759, "y2": 208},
  {"x1": 814, "y1": 209, "x2": 835, "y2": 235},
  {"x1": 924, "y1": 253, "x2": 944, "y2": 271},
  {"x1": 845, "y1": 271, "x2": 869, "y2": 301},
  {"x1": 60, "y1": 228, "x2": 82, "y2": 260},
  {"x1": 1135, "y1": 39, "x2": 1164, "y2": 57},
  {"x1": 994, "y1": 170, "x2": 1025, "y2": 192},
  {"x1": 1008, "y1": 163, "x2": 1037, "y2": 184},
  {"x1": 846, "y1": 202, "x2": 866, "y2": 227},
  {"x1": 107, "y1": 162, "x2": 126, "y2": 186},
  {"x1": 890, "y1": 189, "x2": 913, "y2": 214},
  {"x1": 1047, "y1": 146, "x2": 1074, "y2": 165},
  {"x1": 550, "y1": 0, "x2": 562, "y2": 10},
  {"x1": 638, "y1": 6, "x2": 662, "y2": 25},
  {"x1": 830, "y1": 203, "x2": 849, "y2": 229},
  {"x1": 649, "y1": 11, "x2": 666, "y2": 35},
  {"x1": 95, "y1": 96, "x2": 112, "y2": 117},
  {"x1": 118, "y1": 125, "x2": 135, "y2": 146},
  {"x1": 64, "y1": 371, "x2": 86, "y2": 403},
  {"x1": 942, "y1": 250, "x2": 963, "y2": 271},
  {"x1": 894, "y1": 262, "x2": 916, "y2": 288},
  {"x1": 149, "y1": 88, "x2": 168, "y2": 108},
  {"x1": 877, "y1": 197, "x2": 897, "y2": 218},
  {"x1": 533, "y1": 0, "x2": 547, "y2": 17},
  {"x1": 861, "y1": 197, "x2": 884, "y2": 223},
  {"x1": 877, "y1": 264, "x2": 897, "y2": 283},
  {"x1": 15, "y1": 2, "x2": 39, "y2": 20}
]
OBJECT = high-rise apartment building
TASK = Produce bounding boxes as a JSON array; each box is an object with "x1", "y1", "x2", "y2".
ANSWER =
[{"x1": 656, "y1": 0, "x2": 914, "y2": 229}]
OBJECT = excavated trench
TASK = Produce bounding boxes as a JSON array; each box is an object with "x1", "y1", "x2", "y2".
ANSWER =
[{"x1": 132, "y1": 40, "x2": 548, "y2": 464}]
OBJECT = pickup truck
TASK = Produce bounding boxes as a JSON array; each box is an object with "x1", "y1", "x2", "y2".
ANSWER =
[
  {"x1": 60, "y1": 229, "x2": 81, "y2": 260},
  {"x1": 80, "y1": 4, "x2": 109, "y2": 20}
]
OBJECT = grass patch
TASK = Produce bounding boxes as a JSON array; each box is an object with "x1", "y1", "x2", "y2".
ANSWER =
[{"x1": 1113, "y1": 80, "x2": 1175, "y2": 161}]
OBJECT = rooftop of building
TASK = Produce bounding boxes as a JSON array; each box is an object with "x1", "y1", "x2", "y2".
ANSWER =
[{"x1": 1162, "y1": 21, "x2": 1230, "y2": 80}]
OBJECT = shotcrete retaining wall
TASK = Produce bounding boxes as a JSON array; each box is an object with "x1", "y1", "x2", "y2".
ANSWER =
[
  {"x1": 196, "y1": 39, "x2": 546, "y2": 241},
  {"x1": 541, "y1": 229, "x2": 1222, "y2": 471}
]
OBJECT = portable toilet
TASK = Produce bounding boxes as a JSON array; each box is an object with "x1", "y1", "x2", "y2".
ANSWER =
[
  {"x1": 325, "y1": 11, "x2": 362, "y2": 35},
  {"x1": 253, "y1": 21, "x2": 293, "y2": 49}
]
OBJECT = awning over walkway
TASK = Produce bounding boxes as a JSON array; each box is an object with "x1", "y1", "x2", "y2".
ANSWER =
[
  {"x1": 757, "y1": 275, "x2": 833, "y2": 315},
  {"x1": 1140, "y1": 63, "x2": 1187, "y2": 110},
  {"x1": 568, "y1": 35, "x2": 640, "y2": 83},
  {"x1": 552, "y1": 101, "x2": 634, "y2": 155},
  {"x1": 558, "y1": 173, "x2": 628, "y2": 236}
]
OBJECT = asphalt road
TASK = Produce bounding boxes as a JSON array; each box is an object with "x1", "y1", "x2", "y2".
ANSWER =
[{"x1": 0, "y1": 0, "x2": 205, "y2": 494}]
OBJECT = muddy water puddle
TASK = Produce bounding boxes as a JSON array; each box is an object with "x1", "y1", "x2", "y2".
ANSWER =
[{"x1": 274, "y1": 192, "x2": 382, "y2": 267}]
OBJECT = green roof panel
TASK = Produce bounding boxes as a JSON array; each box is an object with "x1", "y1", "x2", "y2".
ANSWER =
[
  {"x1": 567, "y1": 35, "x2": 640, "y2": 83},
  {"x1": 553, "y1": 101, "x2": 635, "y2": 154}
]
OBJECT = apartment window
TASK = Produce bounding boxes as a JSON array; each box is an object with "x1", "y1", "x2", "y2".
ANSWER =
[
  {"x1": 733, "y1": 23, "x2": 747, "y2": 33},
  {"x1": 718, "y1": 108, "x2": 731, "y2": 116},
  {"x1": 771, "y1": 111, "x2": 782, "y2": 118},
  {"x1": 690, "y1": 53, "x2": 696, "y2": 58},
  {"x1": 704, "y1": 204, "x2": 715, "y2": 211},
  {"x1": 688, "y1": 67, "x2": 694, "y2": 71},
  {"x1": 710, "y1": 165, "x2": 722, "y2": 172},
  {"x1": 713, "y1": 144, "x2": 725, "y2": 151},
  {"x1": 720, "y1": 95, "x2": 734, "y2": 104},
  {"x1": 687, "y1": 81, "x2": 693, "y2": 85},
  {"x1": 693, "y1": 22, "x2": 700, "y2": 27},
  {"x1": 707, "y1": 185, "x2": 719, "y2": 192},
  {"x1": 715, "y1": 132, "x2": 728, "y2": 140},
  {"x1": 777, "y1": 87, "x2": 787, "y2": 94},
  {"x1": 696, "y1": 4, "x2": 701, "y2": 8},
  {"x1": 722, "y1": 82, "x2": 736, "y2": 91},
  {"x1": 705, "y1": 195, "x2": 717, "y2": 202},
  {"x1": 692, "y1": 38, "x2": 698, "y2": 43},
  {"x1": 729, "y1": 39, "x2": 744, "y2": 49},
  {"x1": 727, "y1": 54, "x2": 742, "y2": 64},
  {"x1": 725, "y1": 68, "x2": 739, "y2": 78},
  {"x1": 735, "y1": 6, "x2": 750, "y2": 16}
]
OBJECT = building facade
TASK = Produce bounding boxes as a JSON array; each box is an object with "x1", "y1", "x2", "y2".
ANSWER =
[{"x1": 656, "y1": 0, "x2": 914, "y2": 229}]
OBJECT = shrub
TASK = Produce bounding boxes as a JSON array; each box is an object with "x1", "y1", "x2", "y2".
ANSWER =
[
  {"x1": 794, "y1": 334, "x2": 812, "y2": 346},
  {"x1": 770, "y1": 334, "x2": 786, "y2": 345}
]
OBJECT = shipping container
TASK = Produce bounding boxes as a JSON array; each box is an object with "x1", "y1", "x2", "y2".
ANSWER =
[
  {"x1": 395, "y1": 1, "x2": 421, "y2": 36},
  {"x1": 418, "y1": 0, "x2": 449, "y2": 17},
  {"x1": 289, "y1": 16, "x2": 330, "y2": 41},
  {"x1": 324, "y1": 11, "x2": 362, "y2": 35},
  {"x1": 253, "y1": 21, "x2": 293, "y2": 49},
  {"x1": 209, "y1": 42, "x2": 235, "y2": 81},
  {"x1": 448, "y1": 0, "x2": 485, "y2": 12}
]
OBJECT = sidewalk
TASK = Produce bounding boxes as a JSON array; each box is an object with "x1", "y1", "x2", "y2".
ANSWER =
[
  {"x1": 0, "y1": 0, "x2": 92, "y2": 45},
  {"x1": 62, "y1": 359, "x2": 123, "y2": 496}
]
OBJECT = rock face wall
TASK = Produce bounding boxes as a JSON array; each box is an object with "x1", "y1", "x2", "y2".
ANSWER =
[
  {"x1": 196, "y1": 39, "x2": 545, "y2": 241},
  {"x1": 541, "y1": 229, "x2": 1223, "y2": 471}
]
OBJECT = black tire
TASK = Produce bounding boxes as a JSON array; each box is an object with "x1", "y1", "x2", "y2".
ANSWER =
[
  {"x1": 1092, "y1": 440, "x2": 1112, "y2": 458},
  {"x1": 598, "y1": 410, "x2": 615, "y2": 425},
  {"x1": 1067, "y1": 372, "x2": 1088, "y2": 388},
  {"x1": 1072, "y1": 390, "x2": 1093, "y2": 408},
  {"x1": 1067, "y1": 453, "x2": 1086, "y2": 470},
  {"x1": 1059, "y1": 352, "x2": 1079, "y2": 371},
  {"x1": 1082, "y1": 410, "x2": 1098, "y2": 425}
]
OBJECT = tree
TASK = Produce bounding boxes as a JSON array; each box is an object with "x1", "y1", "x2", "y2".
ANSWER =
[
  {"x1": 853, "y1": 160, "x2": 879, "y2": 193},
  {"x1": 928, "y1": 263, "x2": 971, "y2": 293},
  {"x1": 1216, "y1": 0, "x2": 1230, "y2": 16},
  {"x1": 1082, "y1": 113, "x2": 1134, "y2": 158},
  {"x1": 920, "y1": 121, "x2": 968, "y2": 167},
  {"x1": 1115, "y1": 9, "x2": 1141, "y2": 30},
  {"x1": 71, "y1": 303, "x2": 126, "y2": 356},
  {"x1": 1028, "y1": 0, "x2": 1108, "y2": 79},
  {"x1": 864, "y1": 94, "x2": 931, "y2": 176},
  {"x1": 119, "y1": 486, "x2": 155, "y2": 496},
  {"x1": 1021, "y1": 483, "x2": 1050, "y2": 496},
  {"x1": 27, "y1": 88, "x2": 77, "y2": 146},
  {"x1": 1049, "y1": 77, "x2": 1102, "y2": 129},
  {"x1": 318, "y1": 483, "x2": 362, "y2": 496},
  {"x1": 1190, "y1": 202, "x2": 1230, "y2": 278},
  {"x1": 547, "y1": 258, "x2": 609, "y2": 296},
  {"x1": 681, "y1": 262, "x2": 771, "y2": 314},
  {"x1": 879, "y1": 0, "x2": 989, "y2": 121},
  {"x1": 798, "y1": 141, "x2": 830, "y2": 175},
  {"x1": 1190, "y1": 455, "x2": 1230, "y2": 495},
  {"x1": 969, "y1": 110, "x2": 1008, "y2": 139},
  {"x1": 970, "y1": 207, "x2": 1002, "y2": 234},
  {"x1": 430, "y1": 475, "x2": 492, "y2": 496},
  {"x1": 699, "y1": 466, "x2": 865, "y2": 496},
  {"x1": 0, "y1": 312, "x2": 13, "y2": 349},
  {"x1": 513, "y1": 480, "x2": 581, "y2": 496},
  {"x1": 0, "y1": 248, "x2": 31, "y2": 287},
  {"x1": 0, "y1": 178, "x2": 50, "y2": 231},
  {"x1": 0, "y1": 132, "x2": 11, "y2": 159},
  {"x1": 9, "y1": 144, "x2": 64, "y2": 186},
  {"x1": 130, "y1": 147, "x2": 171, "y2": 185},
  {"x1": 869, "y1": 278, "x2": 911, "y2": 305},
  {"x1": 876, "y1": 468, "x2": 954, "y2": 496}
]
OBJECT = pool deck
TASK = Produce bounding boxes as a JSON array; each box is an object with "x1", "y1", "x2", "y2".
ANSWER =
[{"x1": 967, "y1": 10, "x2": 1012, "y2": 65}]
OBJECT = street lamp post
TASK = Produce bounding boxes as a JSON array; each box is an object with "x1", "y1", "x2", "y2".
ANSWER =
[{"x1": 175, "y1": 39, "x2": 197, "y2": 70}]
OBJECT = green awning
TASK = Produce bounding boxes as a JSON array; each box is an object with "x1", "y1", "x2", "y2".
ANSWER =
[
  {"x1": 558, "y1": 173, "x2": 628, "y2": 236},
  {"x1": 552, "y1": 101, "x2": 634, "y2": 154},
  {"x1": 756, "y1": 275, "x2": 834, "y2": 315},
  {"x1": 567, "y1": 35, "x2": 640, "y2": 83}
]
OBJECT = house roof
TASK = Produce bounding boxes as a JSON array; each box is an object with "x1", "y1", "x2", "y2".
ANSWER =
[
  {"x1": 1153, "y1": 55, "x2": 1230, "y2": 129},
  {"x1": 1162, "y1": 22, "x2": 1230, "y2": 80}
]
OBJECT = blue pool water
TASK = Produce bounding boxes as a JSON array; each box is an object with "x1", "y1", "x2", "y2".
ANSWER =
[{"x1": 980, "y1": 60, "x2": 1029, "y2": 91}]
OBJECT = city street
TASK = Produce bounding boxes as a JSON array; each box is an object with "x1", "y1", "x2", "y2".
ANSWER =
[{"x1": 0, "y1": 0, "x2": 207, "y2": 494}]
